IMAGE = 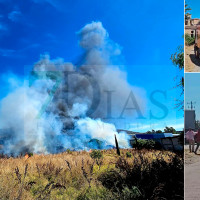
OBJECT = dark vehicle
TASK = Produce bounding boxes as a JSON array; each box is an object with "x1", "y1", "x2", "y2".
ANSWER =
[{"x1": 194, "y1": 25, "x2": 200, "y2": 58}]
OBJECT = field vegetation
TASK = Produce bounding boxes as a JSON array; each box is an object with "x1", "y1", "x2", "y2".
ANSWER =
[{"x1": 0, "y1": 149, "x2": 183, "y2": 200}]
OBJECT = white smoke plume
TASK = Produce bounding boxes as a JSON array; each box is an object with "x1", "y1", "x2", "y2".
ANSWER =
[{"x1": 0, "y1": 21, "x2": 145, "y2": 155}]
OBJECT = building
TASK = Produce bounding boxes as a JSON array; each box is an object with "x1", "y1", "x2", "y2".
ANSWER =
[
  {"x1": 118, "y1": 130, "x2": 182, "y2": 151},
  {"x1": 185, "y1": 14, "x2": 200, "y2": 37},
  {"x1": 184, "y1": 109, "x2": 196, "y2": 131}
]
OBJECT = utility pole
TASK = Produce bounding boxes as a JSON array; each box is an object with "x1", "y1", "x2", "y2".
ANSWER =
[{"x1": 187, "y1": 101, "x2": 196, "y2": 110}]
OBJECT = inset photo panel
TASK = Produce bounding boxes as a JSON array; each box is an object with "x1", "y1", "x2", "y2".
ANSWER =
[
  {"x1": 185, "y1": 1, "x2": 200, "y2": 72},
  {"x1": 185, "y1": 73, "x2": 200, "y2": 199},
  {"x1": 0, "y1": 0, "x2": 184, "y2": 200}
]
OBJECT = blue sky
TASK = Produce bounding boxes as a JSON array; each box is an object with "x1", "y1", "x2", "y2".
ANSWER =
[
  {"x1": 185, "y1": 73, "x2": 200, "y2": 120},
  {"x1": 187, "y1": 0, "x2": 200, "y2": 18},
  {"x1": 0, "y1": 0, "x2": 184, "y2": 132}
]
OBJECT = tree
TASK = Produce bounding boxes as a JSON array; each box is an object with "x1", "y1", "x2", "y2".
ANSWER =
[
  {"x1": 155, "y1": 130, "x2": 162, "y2": 133},
  {"x1": 171, "y1": 45, "x2": 184, "y2": 70},
  {"x1": 171, "y1": 45, "x2": 184, "y2": 110},
  {"x1": 164, "y1": 126, "x2": 176, "y2": 134},
  {"x1": 185, "y1": 2, "x2": 192, "y2": 20},
  {"x1": 146, "y1": 131, "x2": 151, "y2": 134},
  {"x1": 146, "y1": 129, "x2": 162, "y2": 133}
]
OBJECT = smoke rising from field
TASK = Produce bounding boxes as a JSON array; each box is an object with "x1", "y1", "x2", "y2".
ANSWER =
[{"x1": 0, "y1": 22, "x2": 145, "y2": 155}]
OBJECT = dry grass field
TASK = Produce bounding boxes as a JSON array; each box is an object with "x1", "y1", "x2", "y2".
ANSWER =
[{"x1": 0, "y1": 149, "x2": 183, "y2": 200}]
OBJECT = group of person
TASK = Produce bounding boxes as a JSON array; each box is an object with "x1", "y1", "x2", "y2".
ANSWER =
[{"x1": 186, "y1": 128, "x2": 200, "y2": 154}]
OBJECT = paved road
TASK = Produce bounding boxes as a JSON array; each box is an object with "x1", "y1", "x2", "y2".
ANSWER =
[{"x1": 185, "y1": 151, "x2": 200, "y2": 200}]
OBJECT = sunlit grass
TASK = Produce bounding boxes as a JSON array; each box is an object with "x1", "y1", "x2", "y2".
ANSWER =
[{"x1": 0, "y1": 149, "x2": 183, "y2": 200}]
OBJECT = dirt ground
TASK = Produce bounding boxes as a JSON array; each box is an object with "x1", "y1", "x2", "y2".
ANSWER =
[
  {"x1": 185, "y1": 146, "x2": 200, "y2": 199},
  {"x1": 185, "y1": 45, "x2": 200, "y2": 72},
  {"x1": 185, "y1": 147, "x2": 200, "y2": 165}
]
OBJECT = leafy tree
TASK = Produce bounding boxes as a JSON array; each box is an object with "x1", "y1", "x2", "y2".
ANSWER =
[
  {"x1": 171, "y1": 45, "x2": 184, "y2": 70},
  {"x1": 164, "y1": 126, "x2": 176, "y2": 134},
  {"x1": 146, "y1": 131, "x2": 151, "y2": 134},
  {"x1": 185, "y1": 2, "x2": 192, "y2": 20},
  {"x1": 146, "y1": 129, "x2": 162, "y2": 133},
  {"x1": 171, "y1": 45, "x2": 184, "y2": 110},
  {"x1": 171, "y1": 3, "x2": 187, "y2": 111},
  {"x1": 132, "y1": 139, "x2": 156, "y2": 150}
]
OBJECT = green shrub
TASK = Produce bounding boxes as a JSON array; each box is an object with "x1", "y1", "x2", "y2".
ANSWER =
[
  {"x1": 90, "y1": 150, "x2": 103, "y2": 160},
  {"x1": 121, "y1": 186, "x2": 143, "y2": 200},
  {"x1": 97, "y1": 169, "x2": 124, "y2": 192},
  {"x1": 66, "y1": 149, "x2": 72, "y2": 154},
  {"x1": 136, "y1": 139, "x2": 156, "y2": 150},
  {"x1": 98, "y1": 153, "x2": 183, "y2": 199},
  {"x1": 28, "y1": 152, "x2": 33, "y2": 157},
  {"x1": 77, "y1": 187, "x2": 113, "y2": 200},
  {"x1": 90, "y1": 150, "x2": 103, "y2": 170},
  {"x1": 126, "y1": 152, "x2": 132, "y2": 158},
  {"x1": 185, "y1": 33, "x2": 195, "y2": 46},
  {"x1": 132, "y1": 139, "x2": 162, "y2": 150}
]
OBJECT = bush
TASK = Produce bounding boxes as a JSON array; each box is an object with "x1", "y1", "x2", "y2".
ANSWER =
[
  {"x1": 134, "y1": 139, "x2": 158, "y2": 150},
  {"x1": 0, "y1": 149, "x2": 183, "y2": 200},
  {"x1": 66, "y1": 149, "x2": 72, "y2": 154},
  {"x1": 185, "y1": 33, "x2": 195, "y2": 46},
  {"x1": 138, "y1": 139, "x2": 155, "y2": 149},
  {"x1": 98, "y1": 152, "x2": 183, "y2": 199},
  {"x1": 121, "y1": 186, "x2": 143, "y2": 200},
  {"x1": 98, "y1": 169, "x2": 124, "y2": 192},
  {"x1": 126, "y1": 152, "x2": 132, "y2": 158},
  {"x1": 90, "y1": 150, "x2": 103, "y2": 160},
  {"x1": 28, "y1": 152, "x2": 33, "y2": 157},
  {"x1": 77, "y1": 187, "x2": 112, "y2": 200},
  {"x1": 90, "y1": 150, "x2": 103, "y2": 170}
]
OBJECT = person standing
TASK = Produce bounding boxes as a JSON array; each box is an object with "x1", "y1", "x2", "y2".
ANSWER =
[
  {"x1": 194, "y1": 129, "x2": 200, "y2": 154},
  {"x1": 186, "y1": 128, "x2": 196, "y2": 152}
]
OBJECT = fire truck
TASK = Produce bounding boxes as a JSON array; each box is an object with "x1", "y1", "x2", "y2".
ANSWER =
[{"x1": 194, "y1": 25, "x2": 200, "y2": 58}]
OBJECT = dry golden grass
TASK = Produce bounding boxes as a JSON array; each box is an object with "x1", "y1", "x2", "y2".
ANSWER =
[{"x1": 0, "y1": 149, "x2": 179, "y2": 200}]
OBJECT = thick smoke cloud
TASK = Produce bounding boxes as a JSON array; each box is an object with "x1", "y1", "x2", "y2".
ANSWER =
[{"x1": 0, "y1": 21, "x2": 145, "y2": 155}]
